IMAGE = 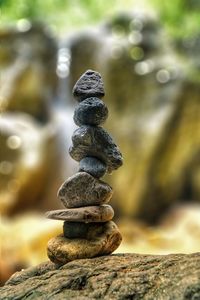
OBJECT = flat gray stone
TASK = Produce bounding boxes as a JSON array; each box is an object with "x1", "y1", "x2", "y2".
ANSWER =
[
  {"x1": 69, "y1": 126, "x2": 123, "y2": 173},
  {"x1": 79, "y1": 156, "x2": 107, "y2": 178},
  {"x1": 72, "y1": 70, "x2": 105, "y2": 102},
  {"x1": 63, "y1": 222, "x2": 105, "y2": 239},
  {"x1": 73, "y1": 97, "x2": 108, "y2": 126},
  {"x1": 47, "y1": 221, "x2": 122, "y2": 264},
  {"x1": 57, "y1": 172, "x2": 113, "y2": 208},
  {"x1": 45, "y1": 205, "x2": 114, "y2": 222}
]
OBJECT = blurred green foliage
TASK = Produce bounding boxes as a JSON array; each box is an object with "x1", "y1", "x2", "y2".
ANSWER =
[
  {"x1": 0, "y1": 0, "x2": 135, "y2": 31},
  {"x1": 152, "y1": 0, "x2": 200, "y2": 38},
  {"x1": 0, "y1": 0, "x2": 200, "y2": 38}
]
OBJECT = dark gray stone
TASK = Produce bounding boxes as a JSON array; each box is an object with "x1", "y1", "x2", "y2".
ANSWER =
[
  {"x1": 63, "y1": 222, "x2": 104, "y2": 239},
  {"x1": 79, "y1": 156, "x2": 107, "y2": 178},
  {"x1": 57, "y1": 172, "x2": 113, "y2": 208},
  {"x1": 72, "y1": 70, "x2": 105, "y2": 102},
  {"x1": 69, "y1": 126, "x2": 123, "y2": 173},
  {"x1": 73, "y1": 97, "x2": 108, "y2": 126},
  {"x1": 45, "y1": 205, "x2": 114, "y2": 222}
]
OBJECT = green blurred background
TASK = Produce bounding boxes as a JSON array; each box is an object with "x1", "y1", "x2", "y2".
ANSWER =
[{"x1": 0, "y1": 0, "x2": 200, "y2": 285}]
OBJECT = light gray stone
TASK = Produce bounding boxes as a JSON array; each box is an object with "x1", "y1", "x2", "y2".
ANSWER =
[{"x1": 45, "y1": 205, "x2": 114, "y2": 222}]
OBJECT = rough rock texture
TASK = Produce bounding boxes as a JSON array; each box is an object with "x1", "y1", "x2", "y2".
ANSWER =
[
  {"x1": 2, "y1": 252, "x2": 200, "y2": 299},
  {"x1": 45, "y1": 205, "x2": 114, "y2": 222},
  {"x1": 79, "y1": 156, "x2": 107, "y2": 178},
  {"x1": 58, "y1": 172, "x2": 113, "y2": 208},
  {"x1": 69, "y1": 126, "x2": 123, "y2": 173},
  {"x1": 47, "y1": 221, "x2": 122, "y2": 264},
  {"x1": 72, "y1": 70, "x2": 105, "y2": 101},
  {"x1": 73, "y1": 97, "x2": 108, "y2": 126}
]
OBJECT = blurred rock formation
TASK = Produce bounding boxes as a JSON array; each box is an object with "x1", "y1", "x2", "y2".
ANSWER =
[
  {"x1": 68, "y1": 12, "x2": 200, "y2": 223},
  {"x1": 0, "y1": 23, "x2": 57, "y2": 122},
  {"x1": 0, "y1": 24, "x2": 66, "y2": 216}
]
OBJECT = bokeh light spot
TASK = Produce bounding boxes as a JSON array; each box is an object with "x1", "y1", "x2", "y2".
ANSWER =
[
  {"x1": 129, "y1": 31, "x2": 142, "y2": 45},
  {"x1": 0, "y1": 161, "x2": 13, "y2": 175},
  {"x1": 156, "y1": 69, "x2": 170, "y2": 83},
  {"x1": 17, "y1": 19, "x2": 32, "y2": 32},
  {"x1": 7, "y1": 136, "x2": 22, "y2": 150},
  {"x1": 134, "y1": 61, "x2": 150, "y2": 75},
  {"x1": 130, "y1": 47, "x2": 144, "y2": 60}
]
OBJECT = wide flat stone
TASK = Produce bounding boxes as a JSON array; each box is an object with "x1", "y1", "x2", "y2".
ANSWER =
[
  {"x1": 69, "y1": 125, "x2": 123, "y2": 173},
  {"x1": 47, "y1": 221, "x2": 122, "y2": 264},
  {"x1": 73, "y1": 97, "x2": 108, "y2": 126},
  {"x1": 57, "y1": 172, "x2": 113, "y2": 208},
  {"x1": 72, "y1": 70, "x2": 105, "y2": 102},
  {"x1": 79, "y1": 156, "x2": 107, "y2": 178},
  {"x1": 63, "y1": 222, "x2": 105, "y2": 239},
  {"x1": 45, "y1": 205, "x2": 114, "y2": 222}
]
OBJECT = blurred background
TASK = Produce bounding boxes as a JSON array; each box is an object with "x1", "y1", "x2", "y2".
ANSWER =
[{"x1": 0, "y1": 0, "x2": 200, "y2": 285}]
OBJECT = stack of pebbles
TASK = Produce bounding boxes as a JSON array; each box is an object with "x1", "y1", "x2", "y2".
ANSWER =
[{"x1": 46, "y1": 70, "x2": 123, "y2": 265}]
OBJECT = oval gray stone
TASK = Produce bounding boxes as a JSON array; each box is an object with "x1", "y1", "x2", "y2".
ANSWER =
[
  {"x1": 57, "y1": 172, "x2": 113, "y2": 208},
  {"x1": 72, "y1": 70, "x2": 105, "y2": 102},
  {"x1": 45, "y1": 205, "x2": 114, "y2": 222},
  {"x1": 69, "y1": 126, "x2": 123, "y2": 173},
  {"x1": 73, "y1": 97, "x2": 108, "y2": 126},
  {"x1": 79, "y1": 156, "x2": 107, "y2": 178},
  {"x1": 47, "y1": 221, "x2": 122, "y2": 264}
]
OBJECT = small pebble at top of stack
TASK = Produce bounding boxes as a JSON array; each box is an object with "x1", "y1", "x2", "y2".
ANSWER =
[{"x1": 72, "y1": 70, "x2": 105, "y2": 102}]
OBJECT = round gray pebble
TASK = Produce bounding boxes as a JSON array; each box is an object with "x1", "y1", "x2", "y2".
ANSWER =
[
  {"x1": 79, "y1": 156, "x2": 107, "y2": 178},
  {"x1": 73, "y1": 98, "x2": 108, "y2": 126}
]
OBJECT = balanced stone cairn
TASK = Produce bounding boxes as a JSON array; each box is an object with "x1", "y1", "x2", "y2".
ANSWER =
[{"x1": 46, "y1": 70, "x2": 123, "y2": 265}]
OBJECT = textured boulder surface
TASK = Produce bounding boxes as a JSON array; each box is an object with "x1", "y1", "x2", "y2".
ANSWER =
[{"x1": 1, "y1": 252, "x2": 200, "y2": 299}]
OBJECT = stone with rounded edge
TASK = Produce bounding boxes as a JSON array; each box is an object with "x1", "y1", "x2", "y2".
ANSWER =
[
  {"x1": 57, "y1": 172, "x2": 113, "y2": 208},
  {"x1": 45, "y1": 204, "x2": 114, "y2": 223},
  {"x1": 79, "y1": 156, "x2": 107, "y2": 178},
  {"x1": 63, "y1": 222, "x2": 104, "y2": 239},
  {"x1": 74, "y1": 97, "x2": 108, "y2": 126},
  {"x1": 47, "y1": 221, "x2": 122, "y2": 264}
]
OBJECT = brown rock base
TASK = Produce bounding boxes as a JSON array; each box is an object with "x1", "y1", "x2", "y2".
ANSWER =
[
  {"x1": 2, "y1": 253, "x2": 200, "y2": 299},
  {"x1": 47, "y1": 221, "x2": 122, "y2": 264}
]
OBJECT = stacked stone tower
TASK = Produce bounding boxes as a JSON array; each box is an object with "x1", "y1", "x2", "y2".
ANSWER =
[{"x1": 46, "y1": 70, "x2": 123, "y2": 264}]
